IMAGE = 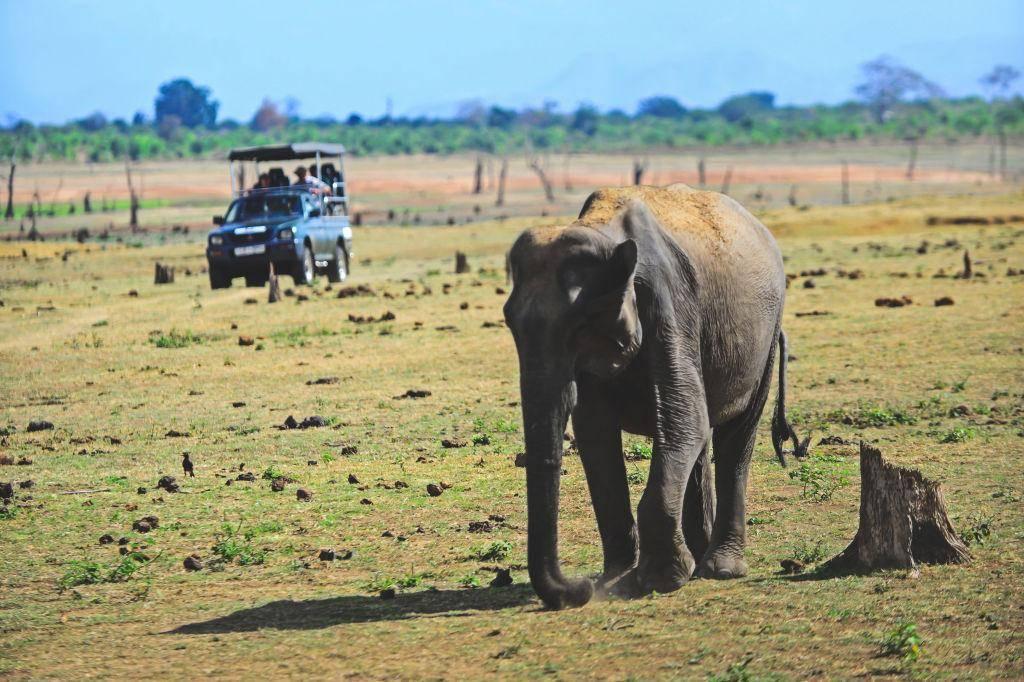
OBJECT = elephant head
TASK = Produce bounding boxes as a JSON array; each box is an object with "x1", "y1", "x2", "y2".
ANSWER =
[{"x1": 503, "y1": 227, "x2": 641, "y2": 609}]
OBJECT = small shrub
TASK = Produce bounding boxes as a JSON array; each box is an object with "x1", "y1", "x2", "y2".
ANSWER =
[
  {"x1": 471, "y1": 540, "x2": 513, "y2": 562},
  {"x1": 151, "y1": 329, "x2": 202, "y2": 348},
  {"x1": 261, "y1": 466, "x2": 285, "y2": 481},
  {"x1": 940, "y1": 427, "x2": 975, "y2": 443},
  {"x1": 626, "y1": 441, "x2": 653, "y2": 460},
  {"x1": 58, "y1": 560, "x2": 105, "y2": 590},
  {"x1": 493, "y1": 418, "x2": 518, "y2": 433},
  {"x1": 951, "y1": 379, "x2": 968, "y2": 393},
  {"x1": 960, "y1": 517, "x2": 993, "y2": 546},
  {"x1": 212, "y1": 525, "x2": 267, "y2": 566},
  {"x1": 244, "y1": 520, "x2": 284, "y2": 540},
  {"x1": 459, "y1": 573, "x2": 481, "y2": 588},
  {"x1": 395, "y1": 573, "x2": 425, "y2": 588},
  {"x1": 788, "y1": 460, "x2": 848, "y2": 501},
  {"x1": 789, "y1": 538, "x2": 830, "y2": 564},
  {"x1": 626, "y1": 467, "x2": 646, "y2": 485},
  {"x1": 879, "y1": 622, "x2": 923, "y2": 662},
  {"x1": 58, "y1": 553, "x2": 150, "y2": 591},
  {"x1": 366, "y1": 575, "x2": 396, "y2": 592}
]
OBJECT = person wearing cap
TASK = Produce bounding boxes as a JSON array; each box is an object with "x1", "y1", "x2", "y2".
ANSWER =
[{"x1": 293, "y1": 166, "x2": 330, "y2": 195}]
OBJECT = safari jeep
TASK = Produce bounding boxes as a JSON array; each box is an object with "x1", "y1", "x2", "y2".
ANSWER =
[{"x1": 206, "y1": 143, "x2": 353, "y2": 288}]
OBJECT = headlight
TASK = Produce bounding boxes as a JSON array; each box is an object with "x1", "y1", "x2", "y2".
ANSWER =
[
  {"x1": 209, "y1": 235, "x2": 223, "y2": 245},
  {"x1": 277, "y1": 227, "x2": 295, "y2": 240}
]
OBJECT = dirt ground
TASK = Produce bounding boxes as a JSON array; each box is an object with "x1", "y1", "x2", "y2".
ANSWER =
[{"x1": 0, "y1": 175, "x2": 1023, "y2": 679}]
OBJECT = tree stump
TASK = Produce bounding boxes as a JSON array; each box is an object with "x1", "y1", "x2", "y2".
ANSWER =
[
  {"x1": 824, "y1": 443, "x2": 970, "y2": 574},
  {"x1": 267, "y1": 263, "x2": 282, "y2": 303},
  {"x1": 154, "y1": 263, "x2": 175, "y2": 284},
  {"x1": 454, "y1": 251, "x2": 470, "y2": 274}
]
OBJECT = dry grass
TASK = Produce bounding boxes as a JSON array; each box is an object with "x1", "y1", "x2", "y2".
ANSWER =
[{"x1": 1, "y1": 190, "x2": 1023, "y2": 679}]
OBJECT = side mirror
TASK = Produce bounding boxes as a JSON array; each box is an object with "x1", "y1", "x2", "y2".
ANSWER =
[
  {"x1": 309, "y1": 208, "x2": 322, "y2": 218},
  {"x1": 213, "y1": 215, "x2": 225, "y2": 226}
]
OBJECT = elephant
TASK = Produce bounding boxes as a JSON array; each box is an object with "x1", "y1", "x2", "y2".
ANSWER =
[{"x1": 503, "y1": 184, "x2": 807, "y2": 610}]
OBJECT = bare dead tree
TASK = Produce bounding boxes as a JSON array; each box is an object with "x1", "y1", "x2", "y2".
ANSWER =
[
  {"x1": 3, "y1": 157, "x2": 14, "y2": 220},
  {"x1": 562, "y1": 151, "x2": 573, "y2": 191},
  {"x1": 905, "y1": 136, "x2": 919, "y2": 181},
  {"x1": 841, "y1": 161, "x2": 850, "y2": 205},
  {"x1": 268, "y1": 262, "x2": 282, "y2": 303},
  {"x1": 495, "y1": 157, "x2": 508, "y2": 207},
  {"x1": 632, "y1": 158, "x2": 648, "y2": 186},
  {"x1": 125, "y1": 162, "x2": 140, "y2": 231},
  {"x1": 998, "y1": 128, "x2": 1007, "y2": 181},
  {"x1": 697, "y1": 157, "x2": 706, "y2": 187},
  {"x1": 472, "y1": 156, "x2": 483, "y2": 194},
  {"x1": 154, "y1": 262, "x2": 175, "y2": 284},
  {"x1": 527, "y1": 155, "x2": 555, "y2": 203},
  {"x1": 720, "y1": 166, "x2": 733, "y2": 195},
  {"x1": 48, "y1": 175, "x2": 64, "y2": 216},
  {"x1": 788, "y1": 184, "x2": 798, "y2": 207}
]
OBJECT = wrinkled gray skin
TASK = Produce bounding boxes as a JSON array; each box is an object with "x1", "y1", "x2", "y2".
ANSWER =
[{"x1": 504, "y1": 184, "x2": 805, "y2": 610}]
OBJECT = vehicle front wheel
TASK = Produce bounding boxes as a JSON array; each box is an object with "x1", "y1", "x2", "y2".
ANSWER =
[
  {"x1": 292, "y1": 244, "x2": 315, "y2": 286},
  {"x1": 209, "y1": 265, "x2": 232, "y2": 289},
  {"x1": 327, "y1": 243, "x2": 348, "y2": 283}
]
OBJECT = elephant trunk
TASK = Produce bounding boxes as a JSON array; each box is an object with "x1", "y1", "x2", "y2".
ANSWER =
[{"x1": 520, "y1": 370, "x2": 594, "y2": 610}]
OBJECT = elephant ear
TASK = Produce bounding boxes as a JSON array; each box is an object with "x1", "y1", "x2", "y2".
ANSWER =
[{"x1": 572, "y1": 239, "x2": 642, "y2": 378}]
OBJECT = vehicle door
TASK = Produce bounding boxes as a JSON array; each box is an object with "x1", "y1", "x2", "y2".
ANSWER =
[{"x1": 303, "y1": 194, "x2": 327, "y2": 259}]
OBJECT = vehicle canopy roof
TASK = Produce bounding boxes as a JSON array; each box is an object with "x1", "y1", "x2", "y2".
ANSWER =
[{"x1": 227, "y1": 142, "x2": 346, "y2": 162}]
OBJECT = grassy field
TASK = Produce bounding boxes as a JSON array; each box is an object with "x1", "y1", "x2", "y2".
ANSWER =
[{"x1": 1, "y1": 188, "x2": 1023, "y2": 679}]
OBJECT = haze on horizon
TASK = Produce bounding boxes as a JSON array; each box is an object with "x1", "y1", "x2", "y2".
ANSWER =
[{"x1": 1, "y1": 0, "x2": 1022, "y2": 125}]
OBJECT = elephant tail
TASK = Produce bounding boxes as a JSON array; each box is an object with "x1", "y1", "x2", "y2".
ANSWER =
[{"x1": 771, "y1": 329, "x2": 810, "y2": 467}]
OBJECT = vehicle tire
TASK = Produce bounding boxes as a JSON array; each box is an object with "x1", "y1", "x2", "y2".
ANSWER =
[
  {"x1": 327, "y1": 243, "x2": 348, "y2": 283},
  {"x1": 292, "y1": 242, "x2": 315, "y2": 286},
  {"x1": 244, "y1": 274, "x2": 266, "y2": 287},
  {"x1": 209, "y1": 266, "x2": 232, "y2": 289}
]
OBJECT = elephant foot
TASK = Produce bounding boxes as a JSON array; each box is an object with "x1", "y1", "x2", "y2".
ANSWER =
[
  {"x1": 695, "y1": 549, "x2": 748, "y2": 580},
  {"x1": 595, "y1": 561, "x2": 637, "y2": 594},
  {"x1": 635, "y1": 546, "x2": 694, "y2": 595}
]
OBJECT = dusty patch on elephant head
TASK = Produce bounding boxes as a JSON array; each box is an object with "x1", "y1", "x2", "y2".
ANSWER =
[{"x1": 573, "y1": 185, "x2": 724, "y2": 241}]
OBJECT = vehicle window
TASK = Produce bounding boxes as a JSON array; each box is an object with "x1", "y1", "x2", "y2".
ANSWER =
[{"x1": 225, "y1": 195, "x2": 302, "y2": 222}]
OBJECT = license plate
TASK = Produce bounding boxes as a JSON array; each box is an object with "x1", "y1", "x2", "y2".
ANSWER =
[{"x1": 234, "y1": 244, "x2": 266, "y2": 257}]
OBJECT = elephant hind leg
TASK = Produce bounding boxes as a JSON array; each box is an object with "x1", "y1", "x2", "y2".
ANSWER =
[
  {"x1": 697, "y1": 354, "x2": 776, "y2": 579},
  {"x1": 682, "y1": 441, "x2": 714, "y2": 564}
]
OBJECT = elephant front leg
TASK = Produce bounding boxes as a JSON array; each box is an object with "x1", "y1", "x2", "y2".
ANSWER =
[
  {"x1": 573, "y1": 376, "x2": 637, "y2": 589},
  {"x1": 633, "y1": 375, "x2": 710, "y2": 595}
]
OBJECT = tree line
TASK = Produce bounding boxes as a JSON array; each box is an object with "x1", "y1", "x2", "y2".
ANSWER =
[{"x1": 1, "y1": 59, "x2": 1020, "y2": 162}]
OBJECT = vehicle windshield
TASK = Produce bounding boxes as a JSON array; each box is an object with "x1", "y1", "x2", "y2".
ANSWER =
[{"x1": 225, "y1": 195, "x2": 303, "y2": 222}]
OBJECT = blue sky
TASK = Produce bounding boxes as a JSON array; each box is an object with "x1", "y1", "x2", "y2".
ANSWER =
[{"x1": 2, "y1": 0, "x2": 1022, "y2": 124}]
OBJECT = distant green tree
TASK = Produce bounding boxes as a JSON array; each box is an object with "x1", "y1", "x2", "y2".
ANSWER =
[
  {"x1": 487, "y1": 106, "x2": 517, "y2": 129},
  {"x1": 154, "y1": 78, "x2": 218, "y2": 128},
  {"x1": 718, "y1": 92, "x2": 775, "y2": 123},
  {"x1": 637, "y1": 96, "x2": 687, "y2": 119},
  {"x1": 76, "y1": 112, "x2": 108, "y2": 132},
  {"x1": 571, "y1": 103, "x2": 599, "y2": 136}
]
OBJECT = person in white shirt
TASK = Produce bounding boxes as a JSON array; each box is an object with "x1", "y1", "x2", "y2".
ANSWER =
[{"x1": 293, "y1": 166, "x2": 330, "y2": 195}]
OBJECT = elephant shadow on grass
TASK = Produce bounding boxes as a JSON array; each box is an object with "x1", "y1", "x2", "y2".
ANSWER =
[{"x1": 168, "y1": 585, "x2": 536, "y2": 634}]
